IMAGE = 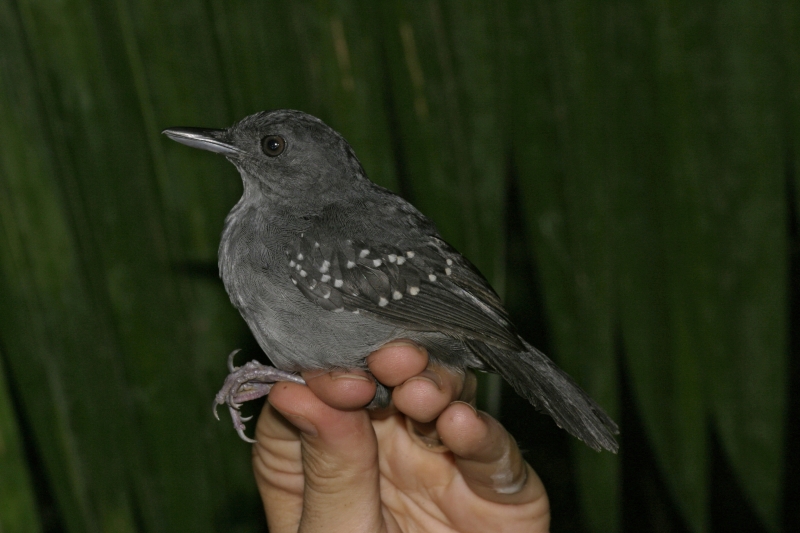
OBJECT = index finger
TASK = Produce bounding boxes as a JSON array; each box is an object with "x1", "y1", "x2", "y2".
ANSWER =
[{"x1": 367, "y1": 342, "x2": 477, "y2": 422}]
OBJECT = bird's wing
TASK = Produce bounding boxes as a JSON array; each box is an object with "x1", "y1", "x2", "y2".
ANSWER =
[{"x1": 285, "y1": 225, "x2": 524, "y2": 352}]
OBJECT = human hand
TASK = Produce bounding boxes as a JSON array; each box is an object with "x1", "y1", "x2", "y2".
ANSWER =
[{"x1": 252, "y1": 341, "x2": 550, "y2": 532}]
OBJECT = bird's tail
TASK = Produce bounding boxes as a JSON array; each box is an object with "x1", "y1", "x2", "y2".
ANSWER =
[{"x1": 468, "y1": 340, "x2": 619, "y2": 452}]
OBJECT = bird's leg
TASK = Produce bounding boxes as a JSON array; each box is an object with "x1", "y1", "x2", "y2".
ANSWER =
[{"x1": 213, "y1": 349, "x2": 306, "y2": 443}]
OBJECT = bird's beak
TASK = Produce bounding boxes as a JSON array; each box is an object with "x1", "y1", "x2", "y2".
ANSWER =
[{"x1": 161, "y1": 127, "x2": 243, "y2": 156}]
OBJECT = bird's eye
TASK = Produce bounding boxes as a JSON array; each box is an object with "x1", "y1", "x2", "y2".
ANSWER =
[{"x1": 261, "y1": 135, "x2": 286, "y2": 157}]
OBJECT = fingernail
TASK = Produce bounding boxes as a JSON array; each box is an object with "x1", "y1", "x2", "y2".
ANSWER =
[
  {"x1": 302, "y1": 369, "x2": 327, "y2": 380},
  {"x1": 406, "y1": 369, "x2": 443, "y2": 390},
  {"x1": 492, "y1": 460, "x2": 529, "y2": 495},
  {"x1": 329, "y1": 370, "x2": 372, "y2": 382},
  {"x1": 449, "y1": 400, "x2": 479, "y2": 417},
  {"x1": 406, "y1": 418, "x2": 449, "y2": 453},
  {"x1": 281, "y1": 412, "x2": 318, "y2": 437},
  {"x1": 381, "y1": 340, "x2": 424, "y2": 352}
]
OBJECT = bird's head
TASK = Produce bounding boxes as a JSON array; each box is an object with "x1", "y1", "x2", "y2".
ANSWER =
[{"x1": 163, "y1": 110, "x2": 368, "y2": 208}]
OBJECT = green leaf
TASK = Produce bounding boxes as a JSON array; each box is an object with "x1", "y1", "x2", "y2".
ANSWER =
[
  {"x1": 379, "y1": 0, "x2": 510, "y2": 411},
  {"x1": 782, "y1": 2, "x2": 800, "y2": 238},
  {"x1": 608, "y1": 3, "x2": 713, "y2": 530},
  {"x1": 2, "y1": 1, "x2": 255, "y2": 530},
  {"x1": 118, "y1": 2, "x2": 284, "y2": 526},
  {"x1": 0, "y1": 4, "x2": 141, "y2": 531},
  {"x1": 507, "y1": 2, "x2": 620, "y2": 531},
  {"x1": 379, "y1": 0, "x2": 507, "y2": 284},
  {"x1": 0, "y1": 2, "x2": 792, "y2": 532},
  {"x1": 0, "y1": 350, "x2": 42, "y2": 533},
  {"x1": 278, "y1": 0, "x2": 399, "y2": 191},
  {"x1": 700, "y1": 3, "x2": 787, "y2": 530}
]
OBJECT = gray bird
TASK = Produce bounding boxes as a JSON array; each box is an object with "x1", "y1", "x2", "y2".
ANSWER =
[{"x1": 163, "y1": 110, "x2": 619, "y2": 452}]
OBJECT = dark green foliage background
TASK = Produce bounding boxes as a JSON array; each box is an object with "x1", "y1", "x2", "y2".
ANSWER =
[{"x1": 0, "y1": 1, "x2": 797, "y2": 532}]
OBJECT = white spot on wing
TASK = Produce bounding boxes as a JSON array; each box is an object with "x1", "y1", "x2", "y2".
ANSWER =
[
  {"x1": 409, "y1": 286, "x2": 420, "y2": 295},
  {"x1": 320, "y1": 260, "x2": 330, "y2": 273},
  {"x1": 388, "y1": 254, "x2": 397, "y2": 263},
  {"x1": 359, "y1": 249, "x2": 370, "y2": 258},
  {"x1": 392, "y1": 291, "x2": 403, "y2": 300},
  {"x1": 347, "y1": 260, "x2": 356, "y2": 269},
  {"x1": 334, "y1": 279, "x2": 343, "y2": 288},
  {"x1": 373, "y1": 259, "x2": 382, "y2": 267},
  {"x1": 445, "y1": 268, "x2": 452, "y2": 275},
  {"x1": 446, "y1": 258, "x2": 453, "y2": 266},
  {"x1": 321, "y1": 274, "x2": 331, "y2": 283},
  {"x1": 297, "y1": 253, "x2": 304, "y2": 260},
  {"x1": 396, "y1": 256, "x2": 406, "y2": 265},
  {"x1": 289, "y1": 260, "x2": 296, "y2": 267},
  {"x1": 428, "y1": 274, "x2": 437, "y2": 281},
  {"x1": 378, "y1": 297, "x2": 388, "y2": 307},
  {"x1": 406, "y1": 251, "x2": 415, "y2": 258},
  {"x1": 300, "y1": 270, "x2": 307, "y2": 277}
]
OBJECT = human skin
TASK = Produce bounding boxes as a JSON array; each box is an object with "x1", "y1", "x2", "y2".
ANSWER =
[{"x1": 252, "y1": 341, "x2": 551, "y2": 533}]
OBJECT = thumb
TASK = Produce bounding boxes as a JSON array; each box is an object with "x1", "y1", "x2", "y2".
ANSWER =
[{"x1": 267, "y1": 381, "x2": 386, "y2": 533}]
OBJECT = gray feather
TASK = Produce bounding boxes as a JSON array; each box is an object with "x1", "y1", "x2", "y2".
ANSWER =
[{"x1": 164, "y1": 109, "x2": 619, "y2": 452}]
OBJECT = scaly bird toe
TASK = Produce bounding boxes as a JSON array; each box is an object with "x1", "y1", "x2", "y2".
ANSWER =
[{"x1": 213, "y1": 352, "x2": 306, "y2": 442}]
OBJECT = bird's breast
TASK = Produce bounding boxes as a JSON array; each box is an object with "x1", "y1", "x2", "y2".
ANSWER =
[{"x1": 216, "y1": 202, "x2": 432, "y2": 371}]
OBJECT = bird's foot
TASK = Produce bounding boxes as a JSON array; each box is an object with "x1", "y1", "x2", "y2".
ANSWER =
[{"x1": 214, "y1": 349, "x2": 306, "y2": 443}]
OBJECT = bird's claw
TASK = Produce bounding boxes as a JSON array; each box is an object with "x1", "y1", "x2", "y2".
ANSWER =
[
  {"x1": 213, "y1": 355, "x2": 306, "y2": 443},
  {"x1": 227, "y1": 349, "x2": 242, "y2": 372},
  {"x1": 236, "y1": 426, "x2": 256, "y2": 444}
]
